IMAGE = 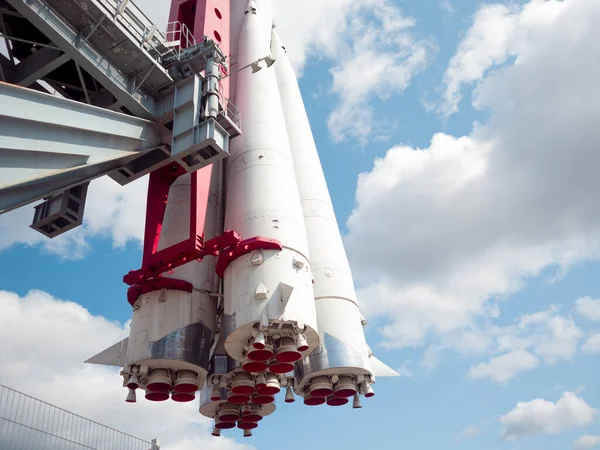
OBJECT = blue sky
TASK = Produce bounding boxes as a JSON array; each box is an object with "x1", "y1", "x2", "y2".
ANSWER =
[{"x1": 2, "y1": 0, "x2": 600, "y2": 449}]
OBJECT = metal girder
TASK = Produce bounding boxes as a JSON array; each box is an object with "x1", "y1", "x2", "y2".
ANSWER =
[
  {"x1": 0, "y1": 51, "x2": 51, "y2": 94},
  {"x1": 14, "y1": 46, "x2": 71, "y2": 87},
  {"x1": 0, "y1": 53, "x2": 8, "y2": 82},
  {"x1": 89, "y1": 87, "x2": 115, "y2": 107},
  {"x1": 6, "y1": 0, "x2": 159, "y2": 119},
  {"x1": 0, "y1": 8, "x2": 15, "y2": 64},
  {"x1": 75, "y1": 62, "x2": 91, "y2": 103},
  {"x1": 0, "y1": 81, "x2": 165, "y2": 213}
]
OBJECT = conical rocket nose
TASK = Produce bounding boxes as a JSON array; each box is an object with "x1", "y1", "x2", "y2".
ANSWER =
[{"x1": 246, "y1": 0, "x2": 257, "y2": 14}]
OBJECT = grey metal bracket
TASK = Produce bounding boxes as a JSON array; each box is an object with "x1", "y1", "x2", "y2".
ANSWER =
[
  {"x1": 31, "y1": 182, "x2": 89, "y2": 238},
  {"x1": 0, "y1": 81, "x2": 164, "y2": 213},
  {"x1": 171, "y1": 75, "x2": 230, "y2": 172}
]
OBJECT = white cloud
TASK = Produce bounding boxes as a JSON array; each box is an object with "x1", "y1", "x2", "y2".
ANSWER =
[
  {"x1": 574, "y1": 435, "x2": 600, "y2": 449},
  {"x1": 576, "y1": 297, "x2": 600, "y2": 322},
  {"x1": 0, "y1": 290, "x2": 251, "y2": 450},
  {"x1": 0, "y1": 176, "x2": 147, "y2": 259},
  {"x1": 440, "y1": 0, "x2": 455, "y2": 16},
  {"x1": 462, "y1": 306, "x2": 581, "y2": 383},
  {"x1": 500, "y1": 392, "x2": 597, "y2": 440},
  {"x1": 440, "y1": 3, "x2": 519, "y2": 116},
  {"x1": 469, "y1": 350, "x2": 538, "y2": 384},
  {"x1": 345, "y1": 0, "x2": 600, "y2": 362},
  {"x1": 278, "y1": 0, "x2": 433, "y2": 144},
  {"x1": 454, "y1": 424, "x2": 481, "y2": 442},
  {"x1": 517, "y1": 307, "x2": 582, "y2": 365},
  {"x1": 325, "y1": 1, "x2": 430, "y2": 144},
  {"x1": 272, "y1": 0, "x2": 356, "y2": 71},
  {"x1": 582, "y1": 332, "x2": 600, "y2": 354},
  {"x1": 275, "y1": 0, "x2": 431, "y2": 144},
  {"x1": 419, "y1": 305, "x2": 581, "y2": 383},
  {"x1": 396, "y1": 359, "x2": 413, "y2": 378}
]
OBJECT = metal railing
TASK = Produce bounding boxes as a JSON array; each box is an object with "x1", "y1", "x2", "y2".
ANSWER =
[
  {"x1": 0, "y1": 384, "x2": 158, "y2": 450},
  {"x1": 219, "y1": 95, "x2": 242, "y2": 132},
  {"x1": 166, "y1": 21, "x2": 196, "y2": 49},
  {"x1": 95, "y1": 0, "x2": 195, "y2": 64},
  {"x1": 165, "y1": 21, "x2": 197, "y2": 61},
  {"x1": 93, "y1": 0, "x2": 166, "y2": 50}
]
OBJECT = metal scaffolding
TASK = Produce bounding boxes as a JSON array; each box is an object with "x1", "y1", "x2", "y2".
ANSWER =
[
  {"x1": 0, "y1": 0, "x2": 241, "y2": 237},
  {"x1": 0, "y1": 384, "x2": 159, "y2": 450}
]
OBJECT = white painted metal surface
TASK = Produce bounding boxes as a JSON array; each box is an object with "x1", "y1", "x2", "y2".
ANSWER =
[
  {"x1": 222, "y1": 0, "x2": 318, "y2": 361},
  {"x1": 273, "y1": 28, "x2": 398, "y2": 390},
  {"x1": 123, "y1": 167, "x2": 222, "y2": 395},
  {"x1": 272, "y1": 28, "x2": 368, "y2": 355}
]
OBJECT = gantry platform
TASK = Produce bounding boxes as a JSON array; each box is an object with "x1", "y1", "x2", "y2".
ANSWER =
[{"x1": 0, "y1": 0, "x2": 240, "y2": 233}]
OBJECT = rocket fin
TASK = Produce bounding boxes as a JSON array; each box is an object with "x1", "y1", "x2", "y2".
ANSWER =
[
  {"x1": 369, "y1": 355, "x2": 400, "y2": 377},
  {"x1": 84, "y1": 338, "x2": 128, "y2": 367},
  {"x1": 279, "y1": 282, "x2": 294, "y2": 309}
]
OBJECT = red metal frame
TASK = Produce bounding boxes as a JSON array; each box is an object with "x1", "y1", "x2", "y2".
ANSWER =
[
  {"x1": 125, "y1": 0, "x2": 234, "y2": 288},
  {"x1": 141, "y1": 162, "x2": 187, "y2": 265},
  {"x1": 127, "y1": 278, "x2": 193, "y2": 305},
  {"x1": 124, "y1": 159, "x2": 283, "y2": 297},
  {"x1": 168, "y1": 0, "x2": 231, "y2": 98},
  {"x1": 216, "y1": 237, "x2": 283, "y2": 278},
  {"x1": 124, "y1": 162, "x2": 222, "y2": 286}
]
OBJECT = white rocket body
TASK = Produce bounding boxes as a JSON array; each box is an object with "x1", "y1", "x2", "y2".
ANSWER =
[
  {"x1": 88, "y1": 0, "x2": 396, "y2": 424},
  {"x1": 121, "y1": 165, "x2": 222, "y2": 401},
  {"x1": 222, "y1": 0, "x2": 319, "y2": 366},
  {"x1": 271, "y1": 31, "x2": 376, "y2": 399}
]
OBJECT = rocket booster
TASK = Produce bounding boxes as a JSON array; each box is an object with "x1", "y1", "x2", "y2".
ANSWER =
[
  {"x1": 272, "y1": 29, "x2": 375, "y2": 404},
  {"x1": 87, "y1": 0, "x2": 396, "y2": 436},
  {"x1": 222, "y1": 0, "x2": 319, "y2": 374}
]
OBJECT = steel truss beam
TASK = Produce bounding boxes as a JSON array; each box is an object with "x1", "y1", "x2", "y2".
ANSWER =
[
  {"x1": 6, "y1": 0, "x2": 161, "y2": 119},
  {"x1": 0, "y1": 82, "x2": 165, "y2": 213},
  {"x1": 14, "y1": 46, "x2": 71, "y2": 87}
]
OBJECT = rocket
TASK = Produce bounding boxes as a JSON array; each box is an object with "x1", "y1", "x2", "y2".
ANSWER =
[{"x1": 86, "y1": 0, "x2": 397, "y2": 436}]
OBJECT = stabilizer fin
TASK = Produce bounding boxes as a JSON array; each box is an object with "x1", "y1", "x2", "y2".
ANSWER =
[
  {"x1": 370, "y1": 355, "x2": 400, "y2": 377},
  {"x1": 84, "y1": 338, "x2": 128, "y2": 367}
]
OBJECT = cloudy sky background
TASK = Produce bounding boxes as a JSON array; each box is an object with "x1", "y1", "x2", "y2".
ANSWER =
[{"x1": 2, "y1": 0, "x2": 600, "y2": 449}]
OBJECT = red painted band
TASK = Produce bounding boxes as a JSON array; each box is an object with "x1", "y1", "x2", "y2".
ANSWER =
[
  {"x1": 216, "y1": 237, "x2": 283, "y2": 278},
  {"x1": 126, "y1": 278, "x2": 193, "y2": 306}
]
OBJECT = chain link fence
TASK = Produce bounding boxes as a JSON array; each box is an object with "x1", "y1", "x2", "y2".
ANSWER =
[{"x1": 0, "y1": 384, "x2": 159, "y2": 450}]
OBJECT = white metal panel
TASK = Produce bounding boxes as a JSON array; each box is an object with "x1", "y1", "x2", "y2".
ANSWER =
[
  {"x1": 123, "y1": 168, "x2": 221, "y2": 388},
  {"x1": 158, "y1": 165, "x2": 222, "y2": 293},
  {"x1": 222, "y1": 0, "x2": 318, "y2": 359},
  {"x1": 272, "y1": 29, "x2": 370, "y2": 361},
  {"x1": 124, "y1": 289, "x2": 216, "y2": 370}
]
